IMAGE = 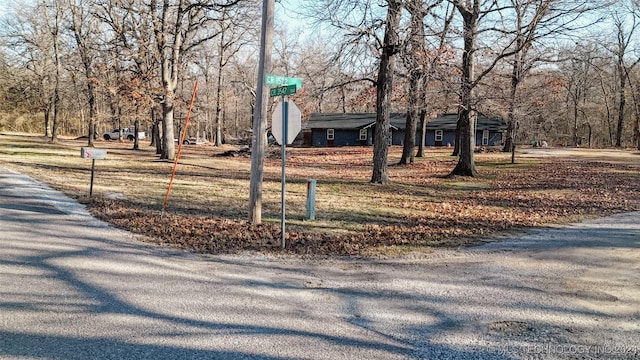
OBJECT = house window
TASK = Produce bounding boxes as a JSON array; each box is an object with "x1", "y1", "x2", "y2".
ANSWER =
[
  {"x1": 327, "y1": 129, "x2": 335, "y2": 141},
  {"x1": 482, "y1": 130, "x2": 489, "y2": 146},
  {"x1": 435, "y1": 130, "x2": 443, "y2": 142},
  {"x1": 359, "y1": 129, "x2": 367, "y2": 141}
]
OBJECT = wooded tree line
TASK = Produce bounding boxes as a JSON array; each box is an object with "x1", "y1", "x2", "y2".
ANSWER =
[{"x1": 1, "y1": 0, "x2": 640, "y2": 217}]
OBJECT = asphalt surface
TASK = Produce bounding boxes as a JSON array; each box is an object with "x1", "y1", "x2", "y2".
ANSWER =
[{"x1": 1, "y1": 166, "x2": 639, "y2": 360}]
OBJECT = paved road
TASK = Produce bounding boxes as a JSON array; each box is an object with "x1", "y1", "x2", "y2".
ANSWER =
[{"x1": 1, "y1": 166, "x2": 639, "y2": 360}]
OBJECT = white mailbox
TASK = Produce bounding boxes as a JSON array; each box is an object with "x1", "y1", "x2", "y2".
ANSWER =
[{"x1": 81, "y1": 147, "x2": 107, "y2": 159}]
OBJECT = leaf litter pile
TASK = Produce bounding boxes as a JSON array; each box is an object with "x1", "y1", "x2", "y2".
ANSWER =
[{"x1": 84, "y1": 147, "x2": 640, "y2": 257}]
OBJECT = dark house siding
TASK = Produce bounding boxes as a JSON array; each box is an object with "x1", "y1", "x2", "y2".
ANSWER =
[
  {"x1": 391, "y1": 129, "x2": 405, "y2": 145},
  {"x1": 311, "y1": 128, "x2": 373, "y2": 146},
  {"x1": 422, "y1": 130, "x2": 502, "y2": 147},
  {"x1": 424, "y1": 130, "x2": 457, "y2": 147}
]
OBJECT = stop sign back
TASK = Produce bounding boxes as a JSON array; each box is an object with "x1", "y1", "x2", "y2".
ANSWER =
[{"x1": 272, "y1": 100, "x2": 301, "y2": 145}]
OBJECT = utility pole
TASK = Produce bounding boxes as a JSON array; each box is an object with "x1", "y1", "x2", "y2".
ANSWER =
[{"x1": 248, "y1": 0, "x2": 274, "y2": 224}]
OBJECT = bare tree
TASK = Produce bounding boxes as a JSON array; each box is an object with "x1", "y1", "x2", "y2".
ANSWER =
[
  {"x1": 605, "y1": 3, "x2": 640, "y2": 147},
  {"x1": 502, "y1": 0, "x2": 552, "y2": 153},
  {"x1": 212, "y1": 4, "x2": 256, "y2": 146},
  {"x1": 371, "y1": 0, "x2": 402, "y2": 184},
  {"x1": 2, "y1": 1, "x2": 57, "y2": 136},
  {"x1": 399, "y1": 0, "x2": 454, "y2": 163},
  {"x1": 399, "y1": 0, "x2": 429, "y2": 165},
  {"x1": 449, "y1": 0, "x2": 482, "y2": 176},
  {"x1": 43, "y1": 0, "x2": 64, "y2": 143},
  {"x1": 94, "y1": 0, "x2": 162, "y2": 150},
  {"x1": 6, "y1": 0, "x2": 68, "y2": 140},
  {"x1": 448, "y1": 0, "x2": 598, "y2": 175},
  {"x1": 628, "y1": 70, "x2": 640, "y2": 149},
  {"x1": 144, "y1": 0, "x2": 242, "y2": 160},
  {"x1": 67, "y1": 0, "x2": 101, "y2": 146},
  {"x1": 562, "y1": 44, "x2": 599, "y2": 146}
]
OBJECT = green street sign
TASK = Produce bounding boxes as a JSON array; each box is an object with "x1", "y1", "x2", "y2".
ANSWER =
[
  {"x1": 269, "y1": 84, "x2": 297, "y2": 97},
  {"x1": 265, "y1": 74, "x2": 303, "y2": 89}
]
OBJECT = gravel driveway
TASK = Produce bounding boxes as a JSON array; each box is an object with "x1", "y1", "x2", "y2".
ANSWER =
[{"x1": 1, "y1": 166, "x2": 639, "y2": 359}]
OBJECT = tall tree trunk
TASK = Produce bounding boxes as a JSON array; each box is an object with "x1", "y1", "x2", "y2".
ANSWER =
[
  {"x1": 636, "y1": 87, "x2": 640, "y2": 150},
  {"x1": 416, "y1": 109, "x2": 427, "y2": 157},
  {"x1": 50, "y1": 5, "x2": 61, "y2": 144},
  {"x1": 450, "y1": 2, "x2": 478, "y2": 176},
  {"x1": 635, "y1": 121, "x2": 640, "y2": 150},
  {"x1": 69, "y1": 1, "x2": 97, "y2": 147},
  {"x1": 215, "y1": 72, "x2": 224, "y2": 146},
  {"x1": 573, "y1": 98, "x2": 579, "y2": 146},
  {"x1": 133, "y1": 119, "x2": 140, "y2": 150},
  {"x1": 615, "y1": 62, "x2": 626, "y2": 148},
  {"x1": 160, "y1": 49, "x2": 176, "y2": 159},
  {"x1": 155, "y1": 0, "x2": 178, "y2": 161},
  {"x1": 153, "y1": 114, "x2": 163, "y2": 155},
  {"x1": 399, "y1": 73, "x2": 421, "y2": 164},
  {"x1": 87, "y1": 81, "x2": 96, "y2": 147},
  {"x1": 502, "y1": 0, "x2": 548, "y2": 152},
  {"x1": 400, "y1": 0, "x2": 426, "y2": 165},
  {"x1": 214, "y1": 9, "x2": 227, "y2": 147},
  {"x1": 51, "y1": 92, "x2": 60, "y2": 143},
  {"x1": 44, "y1": 106, "x2": 50, "y2": 137},
  {"x1": 503, "y1": 38, "x2": 522, "y2": 152},
  {"x1": 626, "y1": 77, "x2": 640, "y2": 150},
  {"x1": 417, "y1": 2, "x2": 454, "y2": 158},
  {"x1": 371, "y1": 0, "x2": 402, "y2": 184},
  {"x1": 161, "y1": 89, "x2": 176, "y2": 159},
  {"x1": 452, "y1": 117, "x2": 461, "y2": 156}
]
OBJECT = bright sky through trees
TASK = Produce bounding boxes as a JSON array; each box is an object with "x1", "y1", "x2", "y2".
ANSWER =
[{"x1": 277, "y1": 0, "x2": 314, "y2": 35}]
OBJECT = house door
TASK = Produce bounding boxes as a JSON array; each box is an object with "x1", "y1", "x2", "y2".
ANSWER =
[
  {"x1": 435, "y1": 130, "x2": 443, "y2": 147},
  {"x1": 359, "y1": 128, "x2": 367, "y2": 146},
  {"x1": 482, "y1": 130, "x2": 489, "y2": 146},
  {"x1": 327, "y1": 129, "x2": 335, "y2": 147}
]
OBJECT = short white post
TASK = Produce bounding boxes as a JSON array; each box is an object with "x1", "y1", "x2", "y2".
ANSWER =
[{"x1": 306, "y1": 179, "x2": 316, "y2": 220}]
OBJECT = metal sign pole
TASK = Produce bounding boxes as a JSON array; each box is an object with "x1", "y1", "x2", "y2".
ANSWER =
[
  {"x1": 90, "y1": 159, "x2": 96, "y2": 197},
  {"x1": 281, "y1": 97, "x2": 288, "y2": 249}
]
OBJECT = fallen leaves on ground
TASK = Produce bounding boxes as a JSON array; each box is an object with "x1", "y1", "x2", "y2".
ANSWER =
[{"x1": 85, "y1": 154, "x2": 640, "y2": 257}]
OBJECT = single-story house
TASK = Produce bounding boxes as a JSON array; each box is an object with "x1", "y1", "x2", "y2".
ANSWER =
[
  {"x1": 303, "y1": 112, "x2": 506, "y2": 147},
  {"x1": 302, "y1": 113, "x2": 408, "y2": 147}
]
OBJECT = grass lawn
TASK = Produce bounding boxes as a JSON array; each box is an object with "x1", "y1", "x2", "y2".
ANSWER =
[{"x1": 1, "y1": 133, "x2": 639, "y2": 256}]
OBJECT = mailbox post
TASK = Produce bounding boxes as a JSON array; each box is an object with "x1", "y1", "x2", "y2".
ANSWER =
[{"x1": 80, "y1": 147, "x2": 107, "y2": 196}]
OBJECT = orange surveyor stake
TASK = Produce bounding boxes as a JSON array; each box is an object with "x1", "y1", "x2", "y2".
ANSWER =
[{"x1": 162, "y1": 81, "x2": 198, "y2": 214}]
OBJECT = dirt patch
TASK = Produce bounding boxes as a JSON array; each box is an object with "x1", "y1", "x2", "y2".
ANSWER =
[
  {"x1": 521, "y1": 147, "x2": 640, "y2": 166},
  {"x1": 487, "y1": 321, "x2": 534, "y2": 336}
]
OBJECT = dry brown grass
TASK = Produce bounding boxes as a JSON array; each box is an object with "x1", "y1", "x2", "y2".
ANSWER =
[{"x1": 2, "y1": 133, "x2": 639, "y2": 256}]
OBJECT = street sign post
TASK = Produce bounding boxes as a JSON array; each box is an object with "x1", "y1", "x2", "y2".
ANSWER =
[
  {"x1": 270, "y1": 99, "x2": 302, "y2": 249},
  {"x1": 266, "y1": 74, "x2": 303, "y2": 249}
]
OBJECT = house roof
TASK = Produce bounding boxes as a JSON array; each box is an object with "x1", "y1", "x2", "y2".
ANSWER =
[
  {"x1": 304, "y1": 113, "x2": 407, "y2": 130},
  {"x1": 427, "y1": 113, "x2": 507, "y2": 131},
  {"x1": 305, "y1": 112, "x2": 507, "y2": 131}
]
